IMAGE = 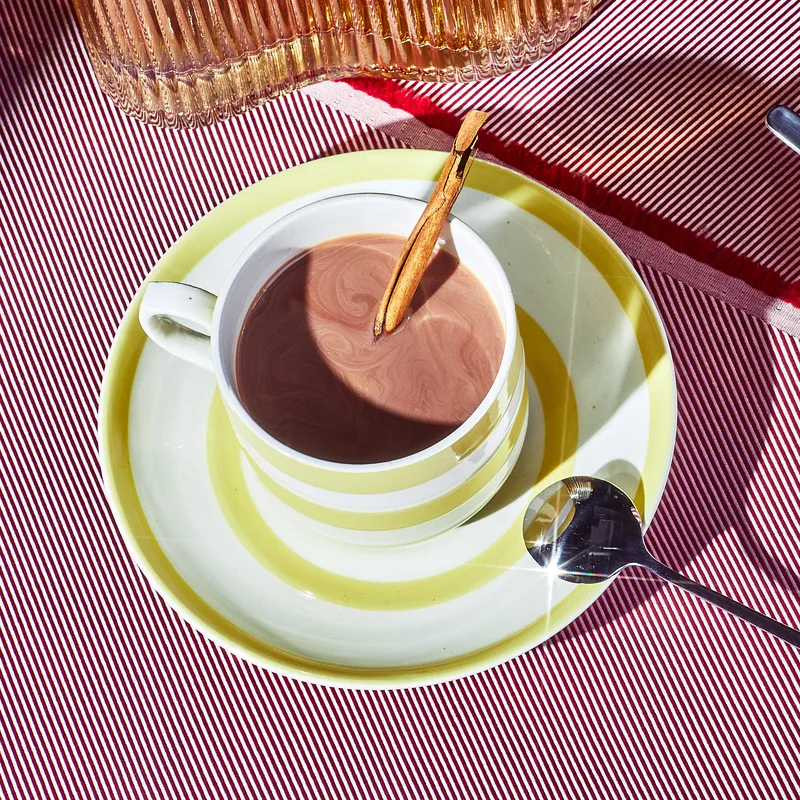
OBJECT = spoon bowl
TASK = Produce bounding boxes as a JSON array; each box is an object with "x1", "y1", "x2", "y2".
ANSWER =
[{"x1": 524, "y1": 477, "x2": 645, "y2": 584}]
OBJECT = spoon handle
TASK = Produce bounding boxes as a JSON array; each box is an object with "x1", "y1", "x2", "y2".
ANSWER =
[
  {"x1": 641, "y1": 557, "x2": 800, "y2": 648},
  {"x1": 767, "y1": 105, "x2": 800, "y2": 156}
]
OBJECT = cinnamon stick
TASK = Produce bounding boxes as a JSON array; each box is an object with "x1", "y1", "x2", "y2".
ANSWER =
[{"x1": 373, "y1": 110, "x2": 490, "y2": 337}]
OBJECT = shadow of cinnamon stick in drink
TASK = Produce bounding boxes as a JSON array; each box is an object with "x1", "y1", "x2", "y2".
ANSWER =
[{"x1": 407, "y1": 221, "x2": 459, "y2": 315}]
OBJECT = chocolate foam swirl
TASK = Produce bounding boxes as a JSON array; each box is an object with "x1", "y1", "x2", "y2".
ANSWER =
[{"x1": 235, "y1": 234, "x2": 504, "y2": 464}]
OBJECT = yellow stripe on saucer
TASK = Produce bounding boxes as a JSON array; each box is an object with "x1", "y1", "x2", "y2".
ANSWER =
[
  {"x1": 232, "y1": 384, "x2": 527, "y2": 532},
  {"x1": 466, "y1": 167, "x2": 676, "y2": 522}
]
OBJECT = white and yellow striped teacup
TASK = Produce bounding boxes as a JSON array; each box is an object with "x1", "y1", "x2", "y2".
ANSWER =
[{"x1": 139, "y1": 194, "x2": 528, "y2": 544}]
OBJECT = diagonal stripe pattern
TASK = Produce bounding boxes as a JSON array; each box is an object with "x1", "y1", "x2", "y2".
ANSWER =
[{"x1": 2, "y1": 1, "x2": 800, "y2": 797}]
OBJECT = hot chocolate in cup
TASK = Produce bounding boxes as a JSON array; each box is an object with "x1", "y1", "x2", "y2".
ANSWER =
[{"x1": 139, "y1": 193, "x2": 528, "y2": 544}]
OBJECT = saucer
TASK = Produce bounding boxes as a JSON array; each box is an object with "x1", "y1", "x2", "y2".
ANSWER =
[{"x1": 99, "y1": 151, "x2": 677, "y2": 687}]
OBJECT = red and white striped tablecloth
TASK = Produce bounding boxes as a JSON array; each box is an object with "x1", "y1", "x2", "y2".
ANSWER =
[{"x1": 2, "y1": 1, "x2": 800, "y2": 797}]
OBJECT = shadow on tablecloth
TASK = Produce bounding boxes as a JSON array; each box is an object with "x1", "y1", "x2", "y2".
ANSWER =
[{"x1": 500, "y1": 53, "x2": 800, "y2": 281}]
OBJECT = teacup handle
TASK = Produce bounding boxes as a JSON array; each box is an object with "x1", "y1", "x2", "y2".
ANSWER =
[{"x1": 139, "y1": 281, "x2": 217, "y2": 373}]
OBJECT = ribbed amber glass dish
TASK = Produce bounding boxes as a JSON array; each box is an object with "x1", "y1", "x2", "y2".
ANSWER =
[{"x1": 72, "y1": 0, "x2": 598, "y2": 128}]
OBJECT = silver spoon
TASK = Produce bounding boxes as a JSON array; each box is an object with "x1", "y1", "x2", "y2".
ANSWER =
[
  {"x1": 524, "y1": 477, "x2": 800, "y2": 647},
  {"x1": 766, "y1": 105, "x2": 800, "y2": 156}
]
